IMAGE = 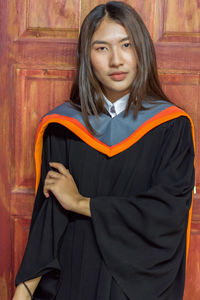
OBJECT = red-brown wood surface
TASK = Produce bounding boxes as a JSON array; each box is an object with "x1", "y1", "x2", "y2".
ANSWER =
[
  {"x1": 0, "y1": 1, "x2": 199, "y2": 299},
  {"x1": 0, "y1": 1, "x2": 12, "y2": 299}
]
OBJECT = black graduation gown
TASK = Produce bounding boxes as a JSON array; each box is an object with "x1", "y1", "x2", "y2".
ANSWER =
[{"x1": 15, "y1": 101, "x2": 195, "y2": 300}]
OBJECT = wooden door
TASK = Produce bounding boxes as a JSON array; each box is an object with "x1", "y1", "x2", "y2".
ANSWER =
[{"x1": 0, "y1": 1, "x2": 199, "y2": 299}]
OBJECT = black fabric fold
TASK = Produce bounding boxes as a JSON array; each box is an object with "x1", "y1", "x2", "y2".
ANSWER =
[
  {"x1": 15, "y1": 124, "x2": 70, "y2": 299},
  {"x1": 15, "y1": 117, "x2": 194, "y2": 300},
  {"x1": 90, "y1": 117, "x2": 195, "y2": 300}
]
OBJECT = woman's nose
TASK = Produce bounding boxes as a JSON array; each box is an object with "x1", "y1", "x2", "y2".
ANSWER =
[{"x1": 109, "y1": 48, "x2": 123, "y2": 67}]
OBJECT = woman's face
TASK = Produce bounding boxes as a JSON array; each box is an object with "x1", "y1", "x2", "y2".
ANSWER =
[{"x1": 90, "y1": 18, "x2": 137, "y2": 103}]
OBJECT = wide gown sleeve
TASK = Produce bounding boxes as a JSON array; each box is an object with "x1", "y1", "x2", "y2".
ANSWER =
[
  {"x1": 90, "y1": 117, "x2": 195, "y2": 300},
  {"x1": 15, "y1": 124, "x2": 70, "y2": 298}
]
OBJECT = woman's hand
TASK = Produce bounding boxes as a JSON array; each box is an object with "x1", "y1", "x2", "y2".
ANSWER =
[{"x1": 43, "y1": 162, "x2": 91, "y2": 217}]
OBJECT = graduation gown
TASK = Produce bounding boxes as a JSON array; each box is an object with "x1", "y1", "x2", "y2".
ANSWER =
[{"x1": 15, "y1": 100, "x2": 195, "y2": 300}]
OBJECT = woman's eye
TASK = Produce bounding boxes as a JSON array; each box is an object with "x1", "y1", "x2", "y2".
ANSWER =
[
  {"x1": 123, "y1": 43, "x2": 131, "y2": 48},
  {"x1": 96, "y1": 46, "x2": 107, "y2": 52}
]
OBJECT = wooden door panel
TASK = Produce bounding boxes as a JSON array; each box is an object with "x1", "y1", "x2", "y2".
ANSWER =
[
  {"x1": 10, "y1": 68, "x2": 75, "y2": 293},
  {"x1": 184, "y1": 195, "x2": 200, "y2": 299},
  {"x1": 11, "y1": 68, "x2": 75, "y2": 198},
  {"x1": 164, "y1": 0, "x2": 199, "y2": 34},
  {"x1": 27, "y1": 0, "x2": 80, "y2": 29},
  {"x1": 156, "y1": 46, "x2": 200, "y2": 71},
  {"x1": 14, "y1": 42, "x2": 77, "y2": 66},
  {"x1": 154, "y1": 0, "x2": 200, "y2": 42},
  {"x1": 185, "y1": 233, "x2": 200, "y2": 299},
  {"x1": 154, "y1": 0, "x2": 200, "y2": 69},
  {"x1": 13, "y1": 68, "x2": 75, "y2": 188},
  {"x1": 14, "y1": 0, "x2": 79, "y2": 41},
  {"x1": 12, "y1": 217, "x2": 31, "y2": 288},
  {"x1": 7, "y1": 1, "x2": 79, "y2": 295},
  {"x1": 185, "y1": 235, "x2": 200, "y2": 299}
]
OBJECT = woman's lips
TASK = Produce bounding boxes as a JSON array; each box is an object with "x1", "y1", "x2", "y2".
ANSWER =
[{"x1": 109, "y1": 72, "x2": 128, "y2": 81}]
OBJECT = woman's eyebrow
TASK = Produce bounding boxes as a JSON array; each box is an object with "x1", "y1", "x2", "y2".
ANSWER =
[{"x1": 91, "y1": 36, "x2": 130, "y2": 46}]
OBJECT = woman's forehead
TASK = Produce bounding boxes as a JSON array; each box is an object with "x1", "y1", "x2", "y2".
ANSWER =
[{"x1": 91, "y1": 18, "x2": 129, "y2": 43}]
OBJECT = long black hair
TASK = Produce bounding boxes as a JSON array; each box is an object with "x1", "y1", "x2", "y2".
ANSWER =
[{"x1": 70, "y1": 1, "x2": 170, "y2": 134}]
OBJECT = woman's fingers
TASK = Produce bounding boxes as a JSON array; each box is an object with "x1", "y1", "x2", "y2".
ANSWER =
[
  {"x1": 43, "y1": 162, "x2": 71, "y2": 199},
  {"x1": 43, "y1": 178, "x2": 56, "y2": 198},
  {"x1": 43, "y1": 188, "x2": 50, "y2": 198},
  {"x1": 45, "y1": 178, "x2": 56, "y2": 185},
  {"x1": 49, "y1": 162, "x2": 70, "y2": 176},
  {"x1": 47, "y1": 170, "x2": 62, "y2": 179}
]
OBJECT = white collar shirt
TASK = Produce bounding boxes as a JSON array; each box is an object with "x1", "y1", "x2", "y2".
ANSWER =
[{"x1": 103, "y1": 94, "x2": 130, "y2": 118}]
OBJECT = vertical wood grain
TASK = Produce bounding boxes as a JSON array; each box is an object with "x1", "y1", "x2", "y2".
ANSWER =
[
  {"x1": 184, "y1": 195, "x2": 200, "y2": 299},
  {"x1": 0, "y1": 0, "x2": 12, "y2": 298},
  {"x1": 165, "y1": 0, "x2": 200, "y2": 33},
  {"x1": 12, "y1": 217, "x2": 31, "y2": 288},
  {"x1": 13, "y1": 68, "x2": 75, "y2": 190},
  {"x1": 28, "y1": 0, "x2": 80, "y2": 29}
]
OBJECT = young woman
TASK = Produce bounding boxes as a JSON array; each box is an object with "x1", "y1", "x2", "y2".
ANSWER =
[{"x1": 13, "y1": 1, "x2": 195, "y2": 299}]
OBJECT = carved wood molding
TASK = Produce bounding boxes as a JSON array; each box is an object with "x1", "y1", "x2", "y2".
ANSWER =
[
  {"x1": 154, "y1": 0, "x2": 200, "y2": 43},
  {"x1": 14, "y1": 0, "x2": 80, "y2": 42},
  {"x1": 11, "y1": 67, "x2": 75, "y2": 214}
]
